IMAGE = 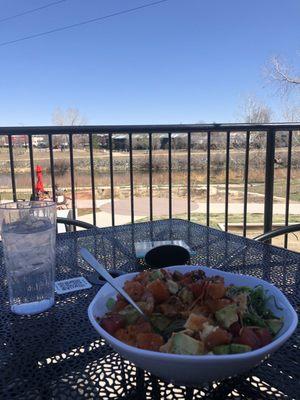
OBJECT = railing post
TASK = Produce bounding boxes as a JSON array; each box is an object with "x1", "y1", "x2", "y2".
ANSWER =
[
  {"x1": 263, "y1": 129, "x2": 275, "y2": 237},
  {"x1": 28, "y1": 135, "x2": 35, "y2": 199},
  {"x1": 8, "y1": 135, "x2": 17, "y2": 202}
]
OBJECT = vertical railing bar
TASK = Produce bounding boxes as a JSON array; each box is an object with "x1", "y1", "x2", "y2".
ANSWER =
[
  {"x1": 225, "y1": 131, "x2": 230, "y2": 232},
  {"x1": 109, "y1": 134, "x2": 115, "y2": 226},
  {"x1": 284, "y1": 130, "x2": 293, "y2": 248},
  {"x1": 129, "y1": 133, "x2": 134, "y2": 224},
  {"x1": 264, "y1": 129, "x2": 276, "y2": 239},
  {"x1": 89, "y1": 133, "x2": 96, "y2": 226},
  {"x1": 206, "y1": 131, "x2": 211, "y2": 226},
  {"x1": 168, "y1": 132, "x2": 172, "y2": 219},
  {"x1": 187, "y1": 132, "x2": 191, "y2": 221},
  {"x1": 48, "y1": 134, "x2": 56, "y2": 202},
  {"x1": 68, "y1": 134, "x2": 76, "y2": 221},
  {"x1": 28, "y1": 135, "x2": 35, "y2": 198},
  {"x1": 243, "y1": 131, "x2": 250, "y2": 237},
  {"x1": 8, "y1": 135, "x2": 17, "y2": 202},
  {"x1": 149, "y1": 133, "x2": 153, "y2": 221}
]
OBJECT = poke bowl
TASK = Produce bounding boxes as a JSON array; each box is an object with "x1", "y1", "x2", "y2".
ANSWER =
[{"x1": 88, "y1": 265, "x2": 298, "y2": 386}]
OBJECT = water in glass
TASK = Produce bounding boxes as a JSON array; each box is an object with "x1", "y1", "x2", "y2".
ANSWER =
[{"x1": 2, "y1": 215, "x2": 56, "y2": 314}]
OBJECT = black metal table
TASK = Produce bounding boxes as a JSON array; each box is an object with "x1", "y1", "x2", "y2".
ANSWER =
[{"x1": 0, "y1": 219, "x2": 299, "y2": 399}]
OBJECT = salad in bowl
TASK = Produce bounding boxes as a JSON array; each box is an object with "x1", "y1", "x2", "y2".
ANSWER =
[
  {"x1": 99, "y1": 268, "x2": 283, "y2": 355},
  {"x1": 88, "y1": 266, "x2": 297, "y2": 385}
]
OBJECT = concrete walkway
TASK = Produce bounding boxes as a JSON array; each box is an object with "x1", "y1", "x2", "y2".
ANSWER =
[
  {"x1": 76, "y1": 199, "x2": 111, "y2": 208},
  {"x1": 79, "y1": 201, "x2": 300, "y2": 228},
  {"x1": 83, "y1": 210, "x2": 145, "y2": 227},
  {"x1": 76, "y1": 198, "x2": 300, "y2": 216}
]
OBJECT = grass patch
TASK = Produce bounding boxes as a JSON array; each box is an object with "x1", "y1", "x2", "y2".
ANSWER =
[{"x1": 136, "y1": 213, "x2": 300, "y2": 230}]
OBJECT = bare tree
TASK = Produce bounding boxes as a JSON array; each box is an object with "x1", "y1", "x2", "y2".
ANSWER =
[
  {"x1": 266, "y1": 56, "x2": 300, "y2": 95},
  {"x1": 238, "y1": 95, "x2": 272, "y2": 150},
  {"x1": 282, "y1": 103, "x2": 300, "y2": 144},
  {"x1": 282, "y1": 103, "x2": 300, "y2": 121},
  {"x1": 239, "y1": 95, "x2": 272, "y2": 124},
  {"x1": 52, "y1": 107, "x2": 88, "y2": 148},
  {"x1": 52, "y1": 107, "x2": 87, "y2": 126}
]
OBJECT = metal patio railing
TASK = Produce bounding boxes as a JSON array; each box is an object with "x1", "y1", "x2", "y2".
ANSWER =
[{"x1": 1, "y1": 123, "x2": 300, "y2": 248}]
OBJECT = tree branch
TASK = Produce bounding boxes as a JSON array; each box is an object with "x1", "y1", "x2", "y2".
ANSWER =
[{"x1": 270, "y1": 56, "x2": 300, "y2": 85}]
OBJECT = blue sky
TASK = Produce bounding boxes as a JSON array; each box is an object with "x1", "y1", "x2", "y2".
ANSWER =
[{"x1": 1, "y1": 0, "x2": 299, "y2": 126}]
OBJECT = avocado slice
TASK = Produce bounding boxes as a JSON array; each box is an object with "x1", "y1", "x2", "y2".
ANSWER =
[
  {"x1": 119, "y1": 305, "x2": 139, "y2": 324},
  {"x1": 170, "y1": 332, "x2": 204, "y2": 355},
  {"x1": 265, "y1": 319, "x2": 283, "y2": 336},
  {"x1": 215, "y1": 304, "x2": 238, "y2": 328},
  {"x1": 213, "y1": 345, "x2": 231, "y2": 355},
  {"x1": 230, "y1": 343, "x2": 252, "y2": 354},
  {"x1": 213, "y1": 343, "x2": 252, "y2": 355},
  {"x1": 149, "y1": 269, "x2": 164, "y2": 282}
]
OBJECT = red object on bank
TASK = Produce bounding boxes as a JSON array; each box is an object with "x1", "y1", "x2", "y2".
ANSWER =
[{"x1": 35, "y1": 165, "x2": 44, "y2": 194}]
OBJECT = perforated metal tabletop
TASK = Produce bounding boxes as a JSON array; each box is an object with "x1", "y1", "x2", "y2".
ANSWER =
[{"x1": 0, "y1": 219, "x2": 299, "y2": 399}]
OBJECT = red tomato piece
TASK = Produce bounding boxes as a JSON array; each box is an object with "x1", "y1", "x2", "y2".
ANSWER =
[
  {"x1": 127, "y1": 322, "x2": 153, "y2": 336},
  {"x1": 205, "y1": 328, "x2": 232, "y2": 350},
  {"x1": 133, "y1": 271, "x2": 149, "y2": 286},
  {"x1": 180, "y1": 274, "x2": 193, "y2": 285},
  {"x1": 146, "y1": 279, "x2": 170, "y2": 304},
  {"x1": 233, "y1": 327, "x2": 261, "y2": 350},
  {"x1": 101, "y1": 315, "x2": 125, "y2": 335},
  {"x1": 206, "y1": 298, "x2": 232, "y2": 313},
  {"x1": 124, "y1": 281, "x2": 144, "y2": 301},
  {"x1": 228, "y1": 322, "x2": 242, "y2": 336},
  {"x1": 206, "y1": 282, "x2": 226, "y2": 299},
  {"x1": 115, "y1": 328, "x2": 135, "y2": 346},
  {"x1": 254, "y1": 328, "x2": 273, "y2": 347},
  {"x1": 136, "y1": 333, "x2": 164, "y2": 351}
]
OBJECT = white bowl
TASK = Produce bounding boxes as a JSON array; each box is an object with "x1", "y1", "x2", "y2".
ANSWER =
[{"x1": 88, "y1": 265, "x2": 298, "y2": 386}]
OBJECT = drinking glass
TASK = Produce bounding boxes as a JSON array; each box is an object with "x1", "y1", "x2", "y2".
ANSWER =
[{"x1": 0, "y1": 201, "x2": 56, "y2": 315}]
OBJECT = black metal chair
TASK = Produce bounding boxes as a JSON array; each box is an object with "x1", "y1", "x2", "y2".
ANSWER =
[
  {"x1": 55, "y1": 217, "x2": 126, "y2": 284},
  {"x1": 254, "y1": 224, "x2": 300, "y2": 242},
  {"x1": 57, "y1": 217, "x2": 95, "y2": 232}
]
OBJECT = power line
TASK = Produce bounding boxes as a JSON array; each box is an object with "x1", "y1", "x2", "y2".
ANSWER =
[
  {"x1": 0, "y1": 0, "x2": 169, "y2": 48},
  {"x1": 0, "y1": 0, "x2": 69, "y2": 24}
]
